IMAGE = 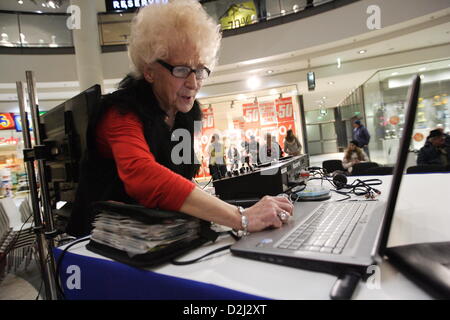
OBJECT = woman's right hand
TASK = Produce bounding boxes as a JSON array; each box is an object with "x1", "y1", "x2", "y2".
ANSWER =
[{"x1": 243, "y1": 195, "x2": 294, "y2": 232}]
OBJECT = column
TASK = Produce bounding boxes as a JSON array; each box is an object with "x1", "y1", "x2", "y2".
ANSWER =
[{"x1": 70, "y1": 0, "x2": 104, "y2": 92}]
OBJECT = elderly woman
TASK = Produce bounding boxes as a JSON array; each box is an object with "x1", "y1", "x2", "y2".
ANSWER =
[
  {"x1": 342, "y1": 140, "x2": 369, "y2": 174},
  {"x1": 67, "y1": 0, "x2": 292, "y2": 237}
]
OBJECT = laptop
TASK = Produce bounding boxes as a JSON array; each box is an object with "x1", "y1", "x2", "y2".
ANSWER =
[{"x1": 231, "y1": 75, "x2": 421, "y2": 283}]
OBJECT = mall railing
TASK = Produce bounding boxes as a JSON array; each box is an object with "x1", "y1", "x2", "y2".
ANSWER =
[
  {"x1": 98, "y1": 0, "x2": 340, "y2": 46},
  {"x1": 1, "y1": 0, "x2": 348, "y2": 49}
]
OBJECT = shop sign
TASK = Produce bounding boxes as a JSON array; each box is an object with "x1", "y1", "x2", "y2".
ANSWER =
[
  {"x1": 13, "y1": 115, "x2": 34, "y2": 132},
  {"x1": 105, "y1": 0, "x2": 168, "y2": 12},
  {"x1": 0, "y1": 113, "x2": 15, "y2": 130},
  {"x1": 0, "y1": 137, "x2": 19, "y2": 145},
  {"x1": 219, "y1": 1, "x2": 257, "y2": 30}
]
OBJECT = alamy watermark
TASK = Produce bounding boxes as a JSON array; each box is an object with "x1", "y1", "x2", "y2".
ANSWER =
[
  {"x1": 66, "y1": 265, "x2": 81, "y2": 290},
  {"x1": 366, "y1": 5, "x2": 381, "y2": 30}
]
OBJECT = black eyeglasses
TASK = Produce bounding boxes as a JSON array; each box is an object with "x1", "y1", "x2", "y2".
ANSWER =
[{"x1": 156, "y1": 60, "x2": 211, "y2": 80}]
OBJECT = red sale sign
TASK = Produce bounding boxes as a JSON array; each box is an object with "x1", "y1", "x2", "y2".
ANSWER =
[
  {"x1": 276, "y1": 97, "x2": 294, "y2": 122},
  {"x1": 259, "y1": 101, "x2": 277, "y2": 126},
  {"x1": 242, "y1": 102, "x2": 260, "y2": 126},
  {"x1": 276, "y1": 97, "x2": 295, "y2": 149}
]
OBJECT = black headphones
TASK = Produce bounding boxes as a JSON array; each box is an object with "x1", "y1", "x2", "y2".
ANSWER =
[{"x1": 332, "y1": 172, "x2": 348, "y2": 189}]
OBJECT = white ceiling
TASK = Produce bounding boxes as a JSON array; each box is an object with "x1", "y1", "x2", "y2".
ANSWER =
[{"x1": 201, "y1": 8, "x2": 450, "y2": 111}]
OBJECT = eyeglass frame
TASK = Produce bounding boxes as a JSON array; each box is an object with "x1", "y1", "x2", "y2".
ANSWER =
[{"x1": 156, "y1": 59, "x2": 211, "y2": 80}]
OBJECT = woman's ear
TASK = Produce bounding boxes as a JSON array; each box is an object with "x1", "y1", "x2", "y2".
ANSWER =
[{"x1": 143, "y1": 66, "x2": 155, "y2": 83}]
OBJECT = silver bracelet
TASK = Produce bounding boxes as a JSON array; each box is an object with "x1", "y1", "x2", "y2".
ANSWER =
[{"x1": 235, "y1": 206, "x2": 249, "y2": 237}]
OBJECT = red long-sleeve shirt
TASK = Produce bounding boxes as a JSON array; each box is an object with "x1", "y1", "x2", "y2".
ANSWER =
[{"x1": 96, "y1": 106, "x2": 195, "y2": 211}]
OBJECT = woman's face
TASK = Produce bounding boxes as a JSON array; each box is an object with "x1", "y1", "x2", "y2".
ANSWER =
[
  {"x1": 145, "y1": 46, "x2": 204, "y2": 114},
  {"x1": 349, "y1": 143, "x2": 357, "y2": 150}
]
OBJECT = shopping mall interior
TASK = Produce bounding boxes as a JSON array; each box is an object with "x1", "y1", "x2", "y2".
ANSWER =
[{"x1": 0, "y1": 0, "x2": 449, "y2": 300}]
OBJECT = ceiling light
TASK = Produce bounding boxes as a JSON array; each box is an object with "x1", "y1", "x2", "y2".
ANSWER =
[
  {"x1": 42, "y1": 3, "x2": 46, "y2": 7},
  {"x1": 293, "y1": 4, "x2": 299, "y2": 12},
  {"x1": 337, "y1": 58, "x2": 341, "y2": 69},
  {"x1": 391, "y1": 72, "x2": 399, "y2": 76},
  {"x1": 420, "y1": 75, "x2": 425, "y2": 79},
  {"x1": 419, "y1": 67, "x2": 427, "y2": 72},
  {"x1": 266, "y1": 70, "x2": 274, "y2": 74},
  {"x1": 322, "y1": 96, "x2": 327, "y2": 100},
  {"x1": 328, "y1": 81, "x2": 335, "y2": 85},
  {"x1": 281, "y1": 9, "x2": 286, "y2": 15},
  {"x1": 18, "y1": 0, "x2": 23, "y2": 4},
  {"x1": 247, "y1": 76, "x2": 261, "y2": 89},
  {"x1": 358, "y1": 50, "x2": 367, "y2": 54},
  {"x1": 48, "y1": 1, "x2": 56, "y2": 8}
]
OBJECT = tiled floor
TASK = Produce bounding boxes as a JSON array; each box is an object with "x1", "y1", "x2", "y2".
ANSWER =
[{"x1": 0, "y1": 259, "x2": 40, "y2": 300}]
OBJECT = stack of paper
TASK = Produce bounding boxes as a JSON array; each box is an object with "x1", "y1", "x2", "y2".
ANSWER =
[{"x1": 91, "y1": 212, "x2": 200, "y2": 257}]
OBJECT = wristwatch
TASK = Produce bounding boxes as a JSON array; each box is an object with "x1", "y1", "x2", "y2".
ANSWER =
[{"x1": 236, "y1": 206, "x2": 249, "y2": 237}]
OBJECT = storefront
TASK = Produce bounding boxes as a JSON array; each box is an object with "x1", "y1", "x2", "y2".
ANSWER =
[
  {"x1": 363, "y1": 59, "x2": 450, "y2": 165},
  {"x1": 0, "y1": 114, "x2": 31, "y2": 198},
  {"x1": 195, "y1": 84, "x2": 304, "y2": 179}
]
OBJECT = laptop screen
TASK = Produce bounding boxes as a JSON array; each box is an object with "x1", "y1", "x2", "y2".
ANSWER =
[{"x1": 377, "y1": 75, "x2": 421, "y2": 256}]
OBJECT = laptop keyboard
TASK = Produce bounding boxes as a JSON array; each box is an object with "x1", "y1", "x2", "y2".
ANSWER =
[{"x1": 277, "y1": 202, "x2": 367, "y2": 254}]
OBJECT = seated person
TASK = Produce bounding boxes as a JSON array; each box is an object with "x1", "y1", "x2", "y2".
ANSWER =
[
  {"x1": 342, "y1": 140, "x2": 369, "y2": 174},
  {"x1": 417, "y1": 129, "x2": 450, "y2": 166},
  {"x1": 424, "y1": 126, "x2": 450, "y2": 148},
  {"x1": 66, "y1": 0, "x2": 293, "y2": 238}
]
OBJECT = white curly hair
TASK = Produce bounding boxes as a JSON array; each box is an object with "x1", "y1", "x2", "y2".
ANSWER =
[{"x1": 128, "y1": 0, "x2": 222, "y2": 79}]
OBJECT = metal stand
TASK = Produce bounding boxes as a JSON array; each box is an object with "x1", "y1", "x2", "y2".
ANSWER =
[{"x1": 16, "y1": 71, "x2": 59, "y2": 300}]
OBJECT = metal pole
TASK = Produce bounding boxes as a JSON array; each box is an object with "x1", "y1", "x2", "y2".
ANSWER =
[
  {"x1": 25, "y1": 71, "x2": 59, "y2": 299},
  {"x1": 25, "y1": 71, "x2": 56, "y2": 240},
  {"x1": 16, "y1": 82, "x2": 56, "y2": 300}
]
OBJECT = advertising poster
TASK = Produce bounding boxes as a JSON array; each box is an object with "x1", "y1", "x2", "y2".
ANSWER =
[
  {"x1": 276, "y1": 97, "x2": 296, "y2": 149},
  {"x1": 219, "y1": 1, "x2": 257, "y2": 30},
  {"x1": 258, "y1": 101, "x2": 277, "y2": 127},
  {"x1": 242, "y1": 102, "x2": 260, "y2": 140}
]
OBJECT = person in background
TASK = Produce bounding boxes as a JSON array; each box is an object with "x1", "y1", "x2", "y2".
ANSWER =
[
  {"x1": 67, "y1": 0, "x2": 292, "y2": 237},
  {"x1": 424, "y1": 126, "x2": 450, "y2": 148},
  {"x1": 208, "y1": 133, "x2": 227, "y2": 180},
  {"x1": 417, "y1": 129, "x2": 450, "y2": 166},
  {"x1": 342, "y1": 140, "x2": 369, "y2": 174},
  {"x1": 227, "y1": 144, "x2": 240, "y2": 172},
  {"x1": 283, "y1": 129, "x2": 302, "y2": 156},
  {"x1": 248, "y1": 135, "x2": 260, "y2": 165},
  {"x1": 352, "y1": 119, "x2": 371, "y2": 158}
]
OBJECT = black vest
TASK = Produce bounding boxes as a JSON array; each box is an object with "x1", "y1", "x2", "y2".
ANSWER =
[{"x1": 66, "y1": 77, "x2": 202, "y2": 237}]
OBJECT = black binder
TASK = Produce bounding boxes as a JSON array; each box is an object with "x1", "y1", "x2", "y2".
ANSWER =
[
  {"x1": 86, "y1": 201, "x2": 218, "y2": 268},
  {"x1": 386, "y1": 242, "x2": 450, "y2": 299}
]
